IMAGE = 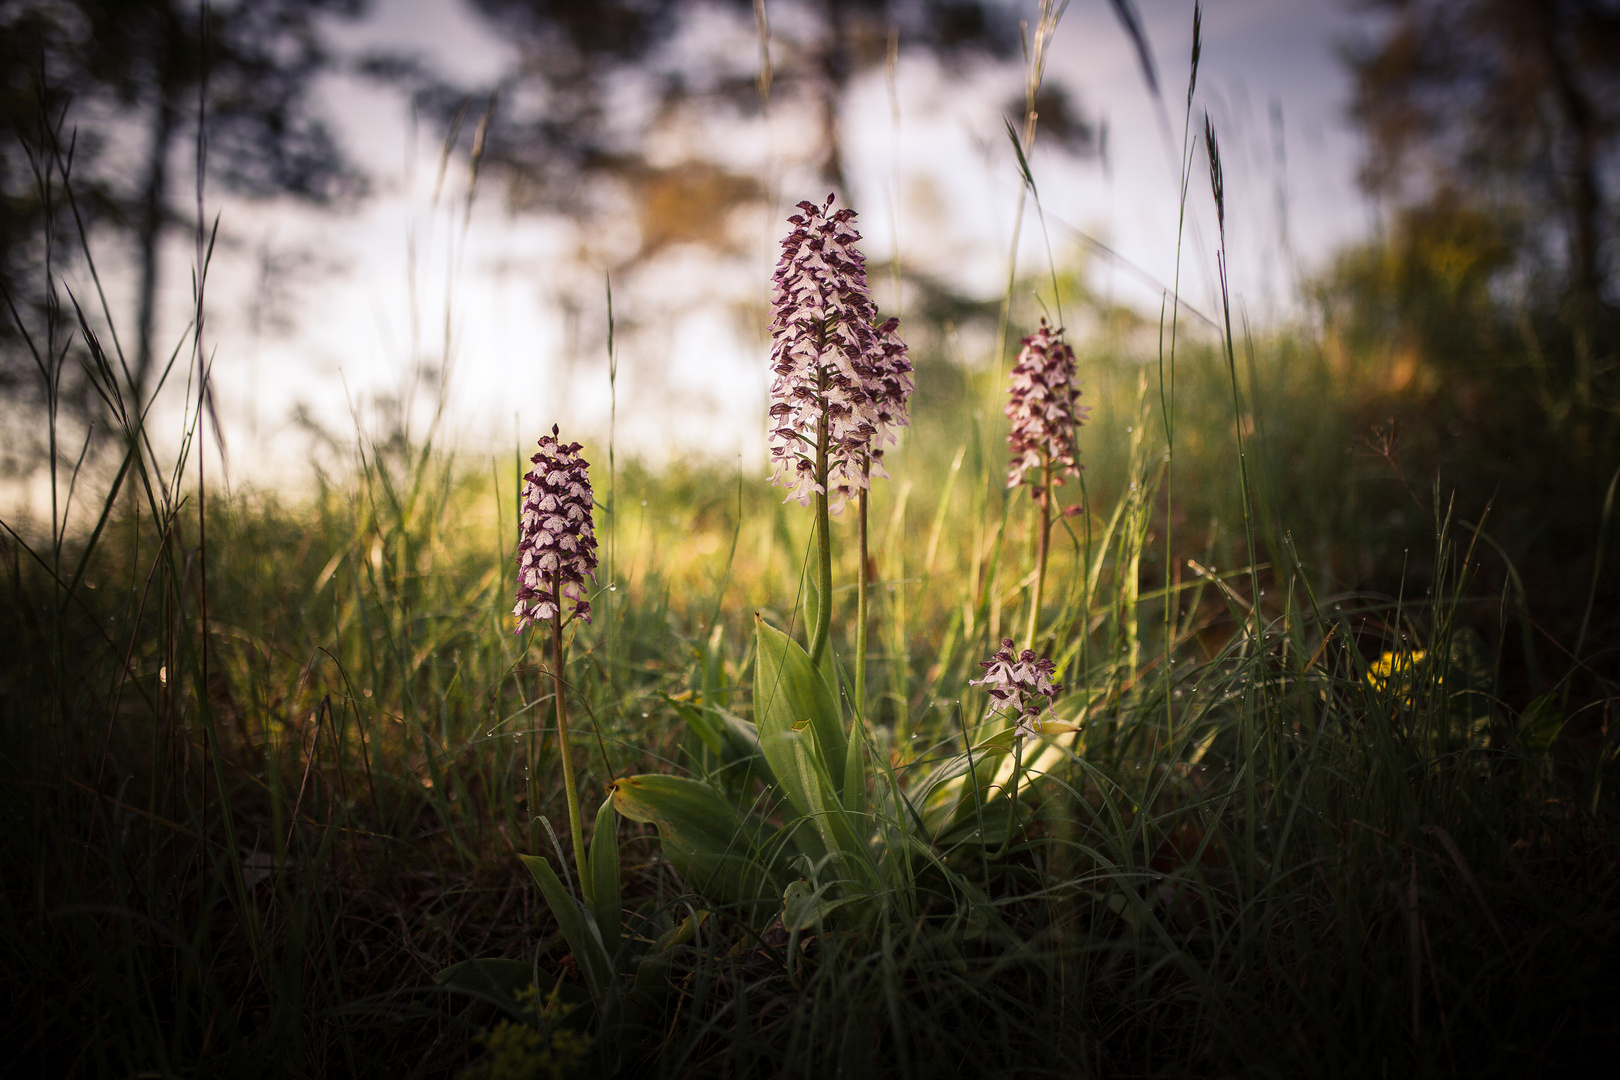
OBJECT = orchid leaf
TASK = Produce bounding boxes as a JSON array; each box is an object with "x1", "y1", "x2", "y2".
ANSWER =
[
  {"x1": 519, "y1": 853, "x2": 614, "y2": 1003},
  {"x1": 588, "y1": 795, "x2": 622, "y2": 953},
  {"x1": 611, "y1": 773, "x2": 788, "y2": 913},
  {"x1": 782, "y1": 879, "x2": 866, "y2": 932},
  {"x1": 753, "y1": 614, "x2": 847, "y2": 805}
]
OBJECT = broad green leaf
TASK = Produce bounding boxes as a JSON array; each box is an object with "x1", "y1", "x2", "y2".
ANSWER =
[
  {"x1": 753, "y1": 614, "x2": 847, "y2": 808},
  {"x1": 918, "y1": 737, "x2": 1069, "y2": 838},
  {"x1": 716, "y1": 709, "x2": 772, "y2": 772},
  {"x1": 842, "y1": 720, "x2": 868, "y2": 819},
  {"x1": 670, "y1": 696, "x2": 777, "y2": 790},
  {"x1": 519, "y1": 853, "x2": 614, "y2": 1002},
  {"x1": 611, "y1": 774, "x2": 788, "y2": 911},
  {"x1": 674, "y1": 695, "x2": 728, "y2": 757},
  {"x1": 790, "y1": 724, "x2": 879, "y2": 886},
  {"x1": 818, "y1": 643, "x2": 841, "y2": 712},
  {"x1": 782, "y1": 879, "x2": 866, "y2": 931},
  {"x1": 915, "y1": 743, "x2": 1009, "y2": 835},
  {"x1": 792, "y1": 737, "x2": 838, "y2": 857},
  {"x1": 933, "y1": 797, "x2": 1020, "y2": 849},
  {"x1": 588, "y1": 795, "x2": 622, "y2": 953},
  {"x1": 1517, "y1": 692, "x2": 1566, "y2": 758}
]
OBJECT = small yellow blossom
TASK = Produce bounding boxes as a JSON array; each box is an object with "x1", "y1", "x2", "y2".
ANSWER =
[
  {"x1": 1366, "y1": 649, "x2": 1435, "y2": 703},
  {"x1": 458, "y1": 983, "x2": 592, "y2": 1080}
]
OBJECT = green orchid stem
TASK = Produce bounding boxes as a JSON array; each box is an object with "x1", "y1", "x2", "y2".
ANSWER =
[
  {"x1": 809, "y1": 374, "x2": 833, "y2": 667},
  {"x1": 855, "y1": 474, "x2": 869, "y2": 722},
  {"x1": 550, "y1": 577, "x2": 591, "y2": 904},
  {"x1": 1025, "y1": 459, "x2": 1053, "y2": 650}
]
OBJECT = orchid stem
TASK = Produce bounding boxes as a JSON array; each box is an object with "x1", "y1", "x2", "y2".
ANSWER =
[
  {"x1": 550, "y1": 577, "x2": 590, "y2": 903},
  {"x1": 1026, "y1": 459, "x2": 1052, "y2": 650},
  {"x1": 855, "y1": 468, "x2": 870, "y2": 721},
  {"x1": 810, "y1": 369, "x2": 835, "y2": 667}
]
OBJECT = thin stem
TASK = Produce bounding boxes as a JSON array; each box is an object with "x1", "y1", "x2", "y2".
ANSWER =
[
  {"x1": 550, "y1": 581, "x2": 589, "y2": 900},
  {"x1": 1026, "y1": 459, "x2": 1052, "y2": 650},
  {"x1": 809, "y1": 368, "x2": 833, "y2": 666},
  {"x1": 855, "y1": 466, "x2": 870, "y2": 720}
]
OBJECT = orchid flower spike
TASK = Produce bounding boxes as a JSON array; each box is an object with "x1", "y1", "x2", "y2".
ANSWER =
[
  {"x1": 1005, "y1": 318, "x2": 1090, "y2": 503},
  {"x1": 514, "y1": 425, "x2": 597, "y2": 632},
  {"x1": 767, "y1": 194, "x2": 913, "y2": 512},
  {"x1": 971, "y1": 637, "x2": 1065, "y2": 739}
]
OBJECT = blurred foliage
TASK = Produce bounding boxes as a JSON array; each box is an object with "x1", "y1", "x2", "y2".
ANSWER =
[
  {"x1": 0, "y1": 0, "x2": 367, "y2": 437},
  {"x1": 399, "y1": 0, "x2": 1093, "y2": 266},
  {"x1": 1347, "y1": 0, "x2": 1620, "y2": 323},
  {"x1": 1324, "y1": 0, "x2": 1620, "y2": 692},
  {"x1": 1314, "y1": 193, "x2": 1517, "y2": 374}
]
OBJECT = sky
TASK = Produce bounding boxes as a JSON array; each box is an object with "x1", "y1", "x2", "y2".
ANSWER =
[{"x1": 50, "y1": 0, "x2": 1382, "y2": 495}]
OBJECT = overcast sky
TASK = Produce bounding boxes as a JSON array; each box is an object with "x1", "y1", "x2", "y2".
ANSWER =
[{"x1": 118, "y1": 0, "x2": 1378, "y2": 487}]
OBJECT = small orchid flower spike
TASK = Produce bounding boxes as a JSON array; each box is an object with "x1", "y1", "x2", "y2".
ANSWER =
[
  {"x1": 971, "y1": 637, "x2": 1065, "y2": 739},
  {"x1": 1005, "y1": 318, "x2": 1090, "y2": 502}
]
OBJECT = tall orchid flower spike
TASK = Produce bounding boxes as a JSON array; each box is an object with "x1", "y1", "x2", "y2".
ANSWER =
[
  {"x1": 1005, "y1": 317, "x2": 1089, "y2": 501},
  {"x1": 515, "y1": 425, "x2": 598, "y2": 632},
  {"x1": 971, "y1": 638, "x2": 1065, "y2": 740},
  {"x1": 513, "y1": 424, "x2": 597, "y2": 893},
  {"x1": 766, "y1": 194, "x2": 912, "y2": 673},
  {"x1": 767, "y1": 194, "x2": 912, "y2": 513}
]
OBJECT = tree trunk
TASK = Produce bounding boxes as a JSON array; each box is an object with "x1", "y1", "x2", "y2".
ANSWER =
[
  {"x1": 1532, "y1": 0, "x2": 1606, "y2": 322},
  {"x1": 134, "y1": 29, "x2": 182, "y2": 409}
]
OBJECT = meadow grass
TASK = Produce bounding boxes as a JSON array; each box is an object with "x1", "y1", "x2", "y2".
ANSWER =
[
  {"x1": 4, "y1": 301, "x2": 1617, "y2": 1076},
  {"x1": 4, "y1": 10, "x2": 1618, "y2": 1070}
]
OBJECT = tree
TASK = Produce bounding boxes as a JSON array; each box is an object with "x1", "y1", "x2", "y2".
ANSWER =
[
  {"x1": 409, "y1": 0, "x2": 1095, "y2": 264},
  {"x1": 1, "y1": 0, "x2": 367, "y2": 425},
  {"x1": 1346, "y1": 0, "x2": 1620, "y2": 324}
]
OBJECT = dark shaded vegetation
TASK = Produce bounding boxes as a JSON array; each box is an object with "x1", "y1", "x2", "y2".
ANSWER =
[{"x1": 4, "y1": 1, "x2": 1620, "y2": 1077}]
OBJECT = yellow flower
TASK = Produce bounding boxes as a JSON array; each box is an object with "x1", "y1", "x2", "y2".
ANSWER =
[
  {"x1": 1366, "y1": 649, "x2": 1435, "y2": 702},
  {"x1": 459, "y1": 983, "x2": 593, "y2": 1080}
]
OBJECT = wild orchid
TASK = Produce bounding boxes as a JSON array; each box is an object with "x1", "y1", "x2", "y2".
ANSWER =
[
  {"x1": 767, "y1": 194, "x2": 912, "y2": 713},
  {"x1": 1004, "y1": 318, "x2": 1089, "y2": 647},
  {"x1": 515, "y1": 425, "x2": 597, "y2": 889}
]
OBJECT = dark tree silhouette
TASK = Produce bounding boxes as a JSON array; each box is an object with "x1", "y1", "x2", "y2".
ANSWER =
[
  {"x1": 409, "y1": 0, "x2": 1085, "y2": 265},
  {"x1": 1347, "y1": 0, "x2": 1620, "y2": 322},
  {"x1": 1, "y1": 0, "x2": 367, "y2": 422}
]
